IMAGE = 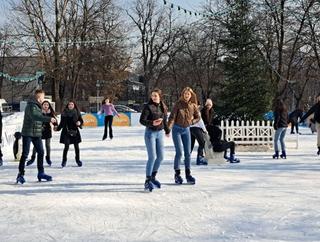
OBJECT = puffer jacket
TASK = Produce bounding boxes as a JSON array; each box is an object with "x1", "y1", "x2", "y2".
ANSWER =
[{"x1": 21, "y1": 98, "x2": 52, "y2": 137}]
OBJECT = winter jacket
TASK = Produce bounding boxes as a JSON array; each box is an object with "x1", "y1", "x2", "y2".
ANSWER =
[
  {"x1": 273, "y1": 110, "x2": 289, "y2": 130},
  {"x1": 209, "y1": 125, "x2": 231, "y2": 152},
  {"x1": 301, "y1": 102, "x2": 320, "y2": 123},
  {"x1": 168, "y1": 100, "x2": 200, "y2": 129},
  {"x1": 21, "y1": 98, "x2": 52, "y2": 137},
  {"x1": 289, "y1": 109, "x2": 303, "y2": 123},
  {"x1": 201, "y1": 107, "x2": 214, "y2": 126},
  {"x1": 57, "y1": 109, "x2": 83, "y2": 144},
  {"x1": 139, "y1": 100, "x2": 170, "y2": 134},
  {"x1": 41, "y1": 112, "x2": 55, "y2": 139}
]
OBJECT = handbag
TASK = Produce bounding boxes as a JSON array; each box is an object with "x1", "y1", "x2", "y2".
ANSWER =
[{"x1": 66, "y1": 126, "x2": 77, "y2": 137}]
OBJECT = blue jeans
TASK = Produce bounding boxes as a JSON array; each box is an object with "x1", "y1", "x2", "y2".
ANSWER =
[
  {"x1": 172, "y1": 124, "x2": 191, "y2": 170},
  {"x1": 274, "y1": 128, "x2": 287, "y2": 152},
  {"x1": 144, "y1": 128, "x2": 164, "y2": 177},
  {"x1": 18, "y1": 136, "x2": 45, "y2": 175}
]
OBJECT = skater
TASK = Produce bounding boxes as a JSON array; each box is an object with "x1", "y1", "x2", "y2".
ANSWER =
[
  {"x1": 0, "y1": 110, "x2": 3, "y2": 166},
  {"x1": 190, "y1": 115, "x2": 208, "y2": 166},
  {"x1": 168, "y1": 87, "x2": 200, "y2": 185},
  {"x1": 139, "y1": 88, "x2": 170, "y2": 191},
  {"x1": 16, "y1": 89, "x2": 56, "y2": 184},
  {"x1": 210, "y1": 124, "x2": 240, "y2": 163},
  {"x1": 98, "y1": 97, "x2": 120, "y2": 140},
  {"x1": 288, "y1": 108, "x2": 303, "y2": 134},
  {"x1": 26, "y1": 101, "x2": 56, "y2": 166},
  {"x1": 272, "y1": 99, "x2": 289, "y2": 159},
  {"x1": 300, "y1": 93, "x2": 320, "y2": 155},
  {"x1": 201, "y1": 98, "x2": 215, "y2": 128},
  {"x1": 56, "y1": 100, "x2": 84, "y2": 167}
]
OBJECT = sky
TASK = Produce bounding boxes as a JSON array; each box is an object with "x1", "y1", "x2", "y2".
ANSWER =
[{"x1": 0, "y1": 0, "x2": 207, "y2": 25}]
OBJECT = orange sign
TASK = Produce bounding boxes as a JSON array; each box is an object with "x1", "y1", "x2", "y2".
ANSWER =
[
  {"x1": 113, "y1": 113, "x2": 130, "y2": 126},
  {"x1": 82, "y1": 113, "x2": 98, "y2": 127}
]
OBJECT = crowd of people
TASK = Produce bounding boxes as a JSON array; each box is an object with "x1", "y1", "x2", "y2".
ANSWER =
[{"x1": 0, "y1": 88, "x2": 319, "y2": 192}]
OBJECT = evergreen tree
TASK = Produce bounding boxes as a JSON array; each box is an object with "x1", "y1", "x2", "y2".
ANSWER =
[{"x1": 220, "y1": 0, "x2": 272, "y2": 120}]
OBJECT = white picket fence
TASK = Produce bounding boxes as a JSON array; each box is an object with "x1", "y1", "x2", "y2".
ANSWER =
[{"x1": 220, "y1": 120, "x2": 299, "y2": 148}]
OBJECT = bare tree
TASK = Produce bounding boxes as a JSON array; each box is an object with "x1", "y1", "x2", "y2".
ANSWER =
[{"x1": 127, "y1": 0, "x2": 185, "y2": 100}]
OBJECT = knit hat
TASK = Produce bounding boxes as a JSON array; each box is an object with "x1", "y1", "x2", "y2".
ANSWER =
[{"x1": 205, "y1": 98, "x2": 213, "y2": 107}]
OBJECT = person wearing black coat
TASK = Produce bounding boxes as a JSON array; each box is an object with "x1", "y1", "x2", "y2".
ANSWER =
[
  {"x1": 288, "y1": 108, "x2": 303, "y2": 134},
  {"x1": 56, "y1": 101, "x2": 84, "y2": 167},
  {"x1": 300, "y1": 94, "x2": 320, "y2": 155},
  {"x1": 0, "y1": 110, "x2": 3, "y2": 166},
  {"x1": 273, "y1": 99, "x2": 289, "y2": 159},
  {"x1": 210, "y1": 122, "x2": 240, "y2": 163},
  {"x1": 26, "y1": 101, "x2": 56, "y2": 166}
]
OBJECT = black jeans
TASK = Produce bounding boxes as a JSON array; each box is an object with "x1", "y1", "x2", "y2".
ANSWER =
[
  {"x1": 31, "y1": 138, "x2": 51, "y2": 159},
  {"x1": 290, "y1": 120, "x2": 299, "y2": 133},
  {"x1": 63, "y1": 140, "x2": 80, "y2": 162},
  {"x1": 190, "y1": 127, "x2": 205, "y2": 157},
  {"x1": 213, "y1": 140, "x2": 235, "y2": 157},
  {"x1": 19, "y1": 136, "x2": 45, "y2": 175},
  {"x1": 103, "y1": 115, "x2": 114, "y2": 139}
]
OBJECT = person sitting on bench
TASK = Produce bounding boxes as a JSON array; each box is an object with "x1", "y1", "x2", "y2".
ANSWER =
[{"x1": 210, "y1": 124, "x2": 240, "y2": 163}]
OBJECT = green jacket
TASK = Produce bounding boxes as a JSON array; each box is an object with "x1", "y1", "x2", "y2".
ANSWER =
[{"x1": 21, "y1": 98, "x2": 52, "y2": 137}]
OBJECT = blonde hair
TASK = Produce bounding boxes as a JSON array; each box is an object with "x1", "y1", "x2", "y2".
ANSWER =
[{"x1": 180, "y1": 87, "x2": 198, "y2": 105}]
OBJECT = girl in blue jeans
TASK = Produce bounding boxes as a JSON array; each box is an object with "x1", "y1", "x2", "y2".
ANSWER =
[
  {"x1": 140, "y1": 88, "x2": 170, "y2": 192},
  {"x1": 168, "y1": 87, "x2": 200, "y2": 185},
  {"x1": 273, "y1": 99, "x2": 289, "y2": 159}
]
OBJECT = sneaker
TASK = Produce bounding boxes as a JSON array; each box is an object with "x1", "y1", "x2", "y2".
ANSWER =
[
  {"x1": 0, "y1": 157, "x2": 3, "y2": 167},
  {"x1": 186, "y1": 175, "x2": 196, "y2": 185},
  {"x1": 61, "y1": 160, "x2": 67, "y2": 167}
]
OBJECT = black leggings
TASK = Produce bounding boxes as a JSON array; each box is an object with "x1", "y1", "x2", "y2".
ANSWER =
[
  {"x1": 190, "y1": 127, "x2": 205, "y2": 157},
  {"x1": 63, "y1": 141, "x2": 80, "y2": 162},
  {"x1": 213, "y1": 140, "x2": 235, "y2": 157},
  {"x1": 103, "y1": 115, "x2": 114, "y2": 139}
]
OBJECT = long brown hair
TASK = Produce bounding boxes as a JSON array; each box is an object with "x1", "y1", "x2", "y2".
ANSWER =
[
  {"x1": 275, "y1": 98, "x2": 287, "y2": 113},
  {"x1": 64, "y1": 100, "x2": 80, "y2": 114},
  {"x1": 179, "y1": 87, "x2": 198, "y2": 105},
  {"x1": 150, "y1": 88, "x2": 168, "y2": 115}
]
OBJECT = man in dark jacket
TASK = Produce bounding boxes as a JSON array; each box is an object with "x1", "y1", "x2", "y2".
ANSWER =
[
  {"x1": 16, "y1": 89, "x2": 56, "y2": 184},
  {"x1": 289, "y1": 108, "x2": 303, "y2": 134},
  {"x1": 0, "y1": 110, "x2": 3, "y2": 166},
  {"x1": 300, "y1": 94, "x2": 320, "y2": 155}
]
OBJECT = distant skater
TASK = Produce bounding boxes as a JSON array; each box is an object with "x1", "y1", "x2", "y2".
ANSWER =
[
  {"x1": 98, "y1": 97, "x2": 120, "y2": 140},
  {"x1": 272, "y1": 99, "x2": 288, "y2": 159}
]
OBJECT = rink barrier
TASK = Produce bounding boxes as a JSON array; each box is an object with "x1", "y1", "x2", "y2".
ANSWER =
[{"x1": 220, "y1": 120, "x2": 299, "y2": 148}]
